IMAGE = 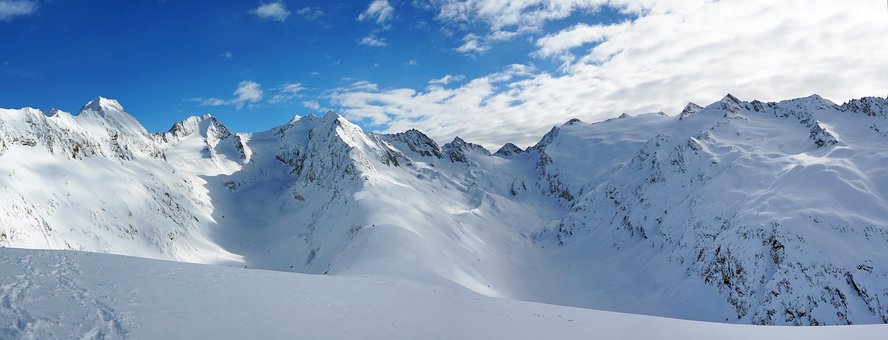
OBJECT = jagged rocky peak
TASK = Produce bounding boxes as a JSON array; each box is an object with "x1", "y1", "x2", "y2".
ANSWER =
[
  {"x1": 494, "y1": 142, "x2": 525, "y2": 157},
  {"x1": 380, "y1": 128, "x2": 443, "y2": 159},
  {"x1": 166, "y1": 113, "x2": 231, "y2": 140},
  {"x1": 706, "y1": 93, "x2": 751, "y2": 115},
  {"x1": 442, "y1": 136, "x2": 490, "y2": 163},
  {"x1": 679, "y1": 102, "x2": 703, "y2": 120},
  {"x1": 841, "y1": 96, "x2": 888, "y2": 117},
  {"x1": 721, "y1": 93, "x2": 743, "y2": 105},
  {"x1": 618, "y1": 113, "x2": 632, "y2": 119}
]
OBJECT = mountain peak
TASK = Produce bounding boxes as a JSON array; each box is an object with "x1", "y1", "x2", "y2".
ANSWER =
[
  {"x1": 79, "y1": 96, "x2": 125, "y2": 115},
  {"x1": 721, "y1": 93, "x2": 741, "y2": 103},
  {"x1": 494, "y1": 142, "x2": 525, "y2": 157},
  {"x1": 323, "y1": 110, "x2": 339, "y2": 120},
  {"x1": 679, "y1": 102, "x2": 703, "y2": 120},
  {"x1": 379, "y1": 129, "x2": 443, "y2": 159},
  {"x1": 167, "y1": 113, "x2": 230, "y2": 140},
  {"x1": 442, "y1": 136, "x2": 490, "y2": 163}
]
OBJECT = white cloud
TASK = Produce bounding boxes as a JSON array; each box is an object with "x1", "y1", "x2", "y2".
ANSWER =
[
  {"x1": 428, "y1": 74, "x2": 465, "y2": 86},
  {"x1": 405, "y1": 59, "x2": 419, "y2": 66},
  {"x1": 455, "y1": 33, "x2": 489, "y2": 55},
  {"x1": 233, "y1": 80, "x2": 263, "y2": 106},
  {"x1": 358, "y1": 0, "x2": 394, "y2": 25},
  {"x1": 220, "y1": 51, "x2": 233, "y2": 59},
  {"x1": 193, "y1": 98, "x2": 229, "y2": 107},
  {"x1": 359, "y1": 35, "x2": 388, "y2": 47},
  {"x1": 252, "y1": 2, "x2": 290, "y2": 22},
  {"x1": 269, "y1": 82, "x2": 304, "y2": 104},
  {"x1": 431, "y1": 0, "x2": 612, "y2": 51},
  {"x1": 302, "y1": 100, "x2": 321, "y2": 110},
  {"x1": 331, "y1": 0, "x2": 888, "y2": 148},
  {"x1": 295, "y1": 6, "x2": 324, "y2": 21},
  {"x1": 0, "y1": 0, "x2": 37, "y2": 21},
  {"x1": 534, "y1": 22, "x2": 629, "y2": 59},
  {"x1": 192, "y1": 80, "x2": 264, "y2": 109},
  {"x1": 434, "y1": 0, "x2": 606, "y2": 30}
]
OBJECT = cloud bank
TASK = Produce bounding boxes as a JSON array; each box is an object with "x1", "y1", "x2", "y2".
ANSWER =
[{"x1": 332, "y1": 0, "x2": 888, "y2": 148}]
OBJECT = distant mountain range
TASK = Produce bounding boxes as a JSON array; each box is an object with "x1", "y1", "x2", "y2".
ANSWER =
[{"x1": 1, "y1": 94, "x2": 887, "y2": 325}]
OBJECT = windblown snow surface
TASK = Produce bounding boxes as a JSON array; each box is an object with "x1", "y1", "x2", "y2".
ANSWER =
[
  {"x1": 0, "y1": 249, "x2": 883, "y2": 339},
  {"x1": 1, "y1": 95, "x2": 888, "y2": 337}
]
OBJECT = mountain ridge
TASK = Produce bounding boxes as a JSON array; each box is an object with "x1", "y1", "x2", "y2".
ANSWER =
[{"x1": 1, "y1": 94, "x2": 887, "y2": 325}]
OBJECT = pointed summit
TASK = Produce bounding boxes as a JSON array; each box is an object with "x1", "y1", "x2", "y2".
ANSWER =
[
  {"x1": 322, "y1": 110, "x2": 340, "y2": 121},
  {"x1": 721, "y1": 93, "x2": 742, "y2": 105},
  {"x1": 75, "y1": 96, "x2": 147, "y2": 136},
  {"x1": 679, "y1": 102, "x2": 703, "y2": 120},
  {"x1": 494, "y1": 143, "x2": 525, "y2": 157},
  {"x1": 79, "y1": 96, "x2": 126, "y2": 115}
]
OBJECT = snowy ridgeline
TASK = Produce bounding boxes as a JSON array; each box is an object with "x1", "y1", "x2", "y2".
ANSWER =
[
  {"x1": 0, "y1": 95, "x2": 888, "y2": 326},
  {"x1": 0, "y1": 248, "x2": 885, "y2": 339}
]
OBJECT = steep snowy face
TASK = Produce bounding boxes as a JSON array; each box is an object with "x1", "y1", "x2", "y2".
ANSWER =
[
  {"x1": 155, "y1": 114, "x2": 245, "y2": 175},
  {"x1": 75, "y1": 97, "x2": 164, "y2": 159},
  {"x1": 541, "y1": 95, "x2": 888, "y2": 325},
  {"x1": 0, "y1": 99, "x2": 239, "y2": 264}
]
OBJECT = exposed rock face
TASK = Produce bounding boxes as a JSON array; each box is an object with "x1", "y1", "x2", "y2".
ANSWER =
[
  {"x1": 442, "y1": 136, "x2": 490, "y2": 164},
  {"x1": 380, "y1": 129, "x2": 443, "y2": 159},
  {"x1": 494, "y1": 143, "x2": 525, "y2": 157}
]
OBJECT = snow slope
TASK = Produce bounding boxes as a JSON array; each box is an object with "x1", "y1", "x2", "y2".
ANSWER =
[
  {"x1": 0, "y1": 248, "x2": 884, "y2": 340},
  {"x1": 1, "y1": 95, "x2": 887, "y2": 326}
]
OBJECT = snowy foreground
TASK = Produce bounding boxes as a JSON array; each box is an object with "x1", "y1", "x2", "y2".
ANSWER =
[{"x1": 0, "y1": 248, "x2": 883, "y2": 340}]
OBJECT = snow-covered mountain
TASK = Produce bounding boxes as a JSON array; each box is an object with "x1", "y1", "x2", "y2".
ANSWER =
[{"x1": 1, "y1": 94, "x2": 887, "y2": 326}]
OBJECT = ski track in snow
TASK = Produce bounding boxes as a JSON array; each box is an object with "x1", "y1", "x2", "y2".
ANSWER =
[{"x1": 0, "y1": 253, "x2": 127, "y2": 339}]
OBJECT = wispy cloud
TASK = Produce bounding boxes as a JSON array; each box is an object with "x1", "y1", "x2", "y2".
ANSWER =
[
  {"x1": 0, "y1": 0, "x2": 38, "y2": 22},
  {"x1": 534, "y1": 22, "x2": 630, "y2": 61},
  {"x1": 269, "y1": 82, "x2": 304, "y2": 104},
  {"x1": 359, "y1": 35, "x2": 388, "y2": 47},
  {"x1": 302, "y1": 100, "x2": 321, "y2": 110},
  {"x1": 191, "y1": 80, "x2": 264, "y2": 109},
  {"x1": 295, "y1": 6, "x2": 324, "y2": 21},
  {"x1": 252, "y1": 2, "x2": 290, "y2": 22},
  {"x1": 428, "y1": 74, "x2": 465, "y2": 87},
  {"x1": 358, "y1": 0, "x2": 394, "y2": 25},
  {"x1": 431, "y1": 0, "x2": 608, "y2": 53},
  {"x1": 454, "y1": 33, "x2": 488, "y2": 55}
]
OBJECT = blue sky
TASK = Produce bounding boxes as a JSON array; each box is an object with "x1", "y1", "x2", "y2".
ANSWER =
[
  {"x1": 1, "y1": 1, "x2": 886, "y2": 147},
  {"x1": 0, "y1": 0, "x2": 622, "y2": 133}
]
